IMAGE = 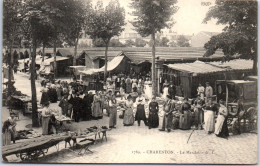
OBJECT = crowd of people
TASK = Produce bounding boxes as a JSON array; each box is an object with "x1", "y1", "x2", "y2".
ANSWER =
[
  {"x1": 2, "y1": 75, "x2": 229, "y2": 144},
  {"x1": 38, "y1": 76, "x2": 229, "y2": 139}
]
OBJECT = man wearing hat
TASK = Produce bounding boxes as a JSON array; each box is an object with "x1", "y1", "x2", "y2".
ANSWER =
[
  {"x1": 82, "y1": 91, "x2": 93, "y2": 120},
  {"x1": 168, "y1": 82, "x2": 176, "y2": 100},
  {"x1": 58, "y1": 94, "x2": 70, "y2": 116},
  {"x1": 159, "y1": 95, "x2": 174, "y2": 132},
  {"x1": 197, "y1": 83, "x2": 205, "y2": 100},
  {"x1": 69, "y1": 92, "x2": 82, "y2": 122}
]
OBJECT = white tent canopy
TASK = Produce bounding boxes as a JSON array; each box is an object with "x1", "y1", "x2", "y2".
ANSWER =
[
  {"x1": 96, "y1": 55, "x2": 125, "y2": 72},
  {"x1": 79, "y1": 68, "x2": 100, "y2": 75},
  {"x1": 79, "y1": 55, "x2": 125, "y2": 76}
]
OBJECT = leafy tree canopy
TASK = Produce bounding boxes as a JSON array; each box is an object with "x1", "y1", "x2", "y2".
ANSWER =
[
  {"x1": 177, "y1": 35, "x2": 190, "y2": 47},
  {"x1": 85, "y1": 0, "x2": 126, "y2": 44},
  {"x1": 203, "y1": 0, "x2": 257, "y2": 70},
  {"x1": 130, "y1": 0, "x2": 178, "y2": 37}
]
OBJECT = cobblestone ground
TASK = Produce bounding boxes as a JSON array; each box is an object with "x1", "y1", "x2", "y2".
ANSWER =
[{"x1": 2, "y1": 72, "x2": 258, "y2": 164}]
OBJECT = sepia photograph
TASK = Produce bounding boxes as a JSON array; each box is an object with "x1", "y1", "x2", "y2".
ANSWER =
[{"x1": 1, "y1": 0, "x2": 258, "y2": 164}]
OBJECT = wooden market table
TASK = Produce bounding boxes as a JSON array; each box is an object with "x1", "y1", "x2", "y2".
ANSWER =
[
  {"x1": 37, "y1": 108, "x2": 72, "y2": 132},
  {"x1": 68, "y1": 128, "x2": 109, "y2": 155}
]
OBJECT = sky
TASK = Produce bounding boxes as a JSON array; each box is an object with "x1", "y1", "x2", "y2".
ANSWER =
[{"x1": 93, "y1": 0, "x2": 226, "y2": 36}]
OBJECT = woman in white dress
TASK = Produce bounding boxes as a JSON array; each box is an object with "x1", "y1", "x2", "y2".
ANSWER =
[
  {"x1": 162, "y1": 80, "x2": 169, "y2": 99},
  {"x1": 203, "y1": 99, "x2": 217, "y2": 134},
  {"x1": 144, "y1": 77, "x2": 152, "y2": 100},
  {"x1": 215, "y1": 100, "x2": 229, "y2": 138},
  {"x1": 123, "y1": 95, "x2": 135, "y2": 126}
]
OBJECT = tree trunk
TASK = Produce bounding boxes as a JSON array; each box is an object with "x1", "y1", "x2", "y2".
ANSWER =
[
  {"x1": 7, "y1": 36, "x2": 15, "y2": 96},
  {"x1": 42, "y1": 43, "x2": 45, "y2": 62},
  {"x1": 31, "y1": 36, "x2": 39, "y2": 127},
  {"x1": 53, "y1": 39, "x2": 57, "y2": 79},
  {"x1": 253, "y1": 53, "x2": 257, "y2": 75},
  {"x1": 104, "y1": 41, "x2": 110, "y2": 82},
  {"x1": 73, "y1": 37, "x2": 79, "y2": 66},
  {"x1": 151, "y1": 32, "x2": 156, "y2": 97}
]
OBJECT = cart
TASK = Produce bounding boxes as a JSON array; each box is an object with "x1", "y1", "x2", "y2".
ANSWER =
[
  {"x1": 216, "y1": 80, "x2": 257, "y2": 134},
  {"x1": 2, "y1": 134, "x2": 71, "y2": 162}
]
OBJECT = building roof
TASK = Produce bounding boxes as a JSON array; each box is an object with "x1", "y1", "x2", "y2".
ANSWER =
[
  {"x1": 166, "y1": 59, "x2": 253, "y2": 75},
  {"x1": 81, "y1": 50, "x2": 122, "y2": 61},
  {"x1": 40, "y1": 47, "x2": 225, "y2": 65},
  {"x1": 209, "y1": 59, "x2": 253, "y2": 70},
  {"x1": 57, "y1": 49, "x2": 73, "y2": 57}
]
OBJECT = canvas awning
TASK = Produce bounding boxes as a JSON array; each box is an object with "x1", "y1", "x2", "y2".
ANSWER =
[
  {"x1": 79, "y1": 68, "x2": 100, "y2": 75},
  {"x1": 96, "y1": 55, "x2": 125, "y2": 72},
  {"x1": 166, "y1": 59, "x2": 253, "y2": 75},
  {"x1": 43, "y1": 56, "x2": 70, "y2": 65},
  {"x1": 69, "y1": 66, "x2": 87, "y2": 70},
  {"x1": 79, "y1": 55, "x2": 125, "y2": 75}
]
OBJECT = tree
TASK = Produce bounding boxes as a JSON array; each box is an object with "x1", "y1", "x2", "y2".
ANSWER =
[
  {"x1": 148, "y1": 37, "x2": 160, "y2": 47},
  {"x1": 125, "y1": 39, "x2": 135, "y2": 47},
  {"x1": 93, "y1": 38, "x2": 106, "y2": 47},
  {"x1": 19, "y1": 0, "x2": 65, "y2": 127},
  {"x1": 131, "y1": 0, "x2": 178, "y2": 96},
  {"x1": 135, "y1": 38, "x2": 147, "y2": 47},
  {"x1": 45, "y1": 0, "x2": 70, "y2": 78},
  {"x1": 203, "y1": 0, "x2": 257, "y2": 74},
  {"x1": 169, "y1": 40, "x2": 177, "y2": 47},
  {"x1": 177, "y1": 35, "x2": 190, "y2": 47},
  {"x1": 109, "y1": 38, "x2": 125, "y2": 47},
  {"x1": 85, "y1": 0, "x2": 126, "y2": 81},
  {"x1": 3, "y1": 0, "x2": 23, "y2": 96},
  {"x1": 160, "y1": 37, "x2": 169, "y2": 47},
  {"x1": 63, "y1": 0, "x2": 90, "y2": 66}
]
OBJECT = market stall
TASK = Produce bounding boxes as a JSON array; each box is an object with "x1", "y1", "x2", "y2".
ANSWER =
[
  {"x1": 37, "y1": 108, "x2": 72, "y2": 133},
  {"x1": 164, "y1": 59, "x2": 254, "y2": 98}
]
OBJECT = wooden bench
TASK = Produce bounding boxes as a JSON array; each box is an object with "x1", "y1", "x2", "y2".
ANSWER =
[{"x1": 76, "y1": 139, "x2": 94, "y2": 155}]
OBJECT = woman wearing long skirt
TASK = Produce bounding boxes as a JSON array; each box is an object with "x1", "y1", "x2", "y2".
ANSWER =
[
  {"x1": 148, "y1": 97, "x2": 159, "y2": 129},
  {"x1": 162, "y1": 80, "x2": 169, "y2": 99},
  {"x1": 126, "y1": 77, "x2": 132, "y2": 94},
  {"x1": 92, "y1": 92, "x2": 103, "y2": 119},
  {"x1": 42, "y1": 102, "x2": 51, "y2": 135},
  {"x1": 40, "y1": 88, "x2": 49, "y2": 106},
  {"x1": 135, "y1": 93, "x2": 147, "y2": 126},
  {"x1": 2, "y1": 113, "x2": 17, "y2": 144},
  {"x1": 137, "y1": 78, "x2": 142, "y2": 94},
  {"x1": 48, "y1": 84, "x2": 58, "y2": 103},
  {"x1": 194, "y1": 99, "x2": 204, "y2": 130},
  {"x1": 132, "y1": 78, "x2": 138, "y2": 92},
  {"x1": 120, "y1": 81, "x2": 126, "y2": 100},
  {"x1": 56, "y1": 84, "x2": 62, "y2": 101},
  {"x1": 215, "y1": 100, "x2": 229, "y2": 138},
  {"x1": 123, "y1": 95, "x2": 135, "y2": 126},
  {"x1": 144, "y1": 78, "x2": 152, "y2": 100},
  {"x1": 204, "y1": 99, "x2": 216, "y2": 134},
  {"x1": 179, "y1": 99, "x2": 191, "y2": 130},
  {"x1": 109, "y1": 96, "x2": 117, "y2": 129}
]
